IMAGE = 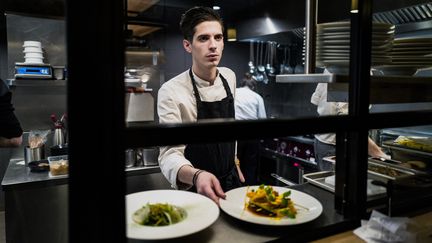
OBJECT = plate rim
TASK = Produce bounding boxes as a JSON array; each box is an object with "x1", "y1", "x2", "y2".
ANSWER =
[
  {"x1": 219, "y1": 186, "x2": 323, "y2": 226},
  {"x1": 126, "y1": 189, "x2": 220, "y2": 240}
]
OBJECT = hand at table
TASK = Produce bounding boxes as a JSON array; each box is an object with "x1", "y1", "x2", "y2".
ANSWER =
[{"x1": 195, "y1": 171, "x2": 226, "y2": 205}]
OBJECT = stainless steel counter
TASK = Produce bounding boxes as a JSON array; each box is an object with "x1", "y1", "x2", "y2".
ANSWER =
[
  {"x1": 1, "y1": 158, "x2": 358, "y2": 243},
  {"x1": 1, "y1": 158, "x2": 167, "y2": 243},
  {"x1": 127, "y1": 183, "x2": 357, "y2": 243},
  {"x1": 1, "y1": 158, "x2": 160, "y2": 191}
]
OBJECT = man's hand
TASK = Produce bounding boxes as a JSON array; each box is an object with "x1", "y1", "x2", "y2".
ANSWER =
[
  {"x1": 368, "y1": 137, "x2": 391, "y2": 159},
  {"x1": 195, "y1": 171, "x2": 226, "y2": 205}
]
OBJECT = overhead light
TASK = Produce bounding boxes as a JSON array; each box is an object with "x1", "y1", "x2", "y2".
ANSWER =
[
  {"x1": 265, "y1": 17, "x2": 277, "y2": 33},
  {"x1": 227, "y1": 28, "x2": 237, "y2": 42},
  {"x1": 213, "y1": 6, "x2": 220, "y2": 10},
  {"x1": 351, "y1": 0, "x2": 358, "y2": 13}
]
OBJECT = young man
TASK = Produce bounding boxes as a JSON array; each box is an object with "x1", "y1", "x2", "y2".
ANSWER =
[
  {"x1": 0, "y1": 78, "x2": 23, "y2": 147},
  {"x1": 157, "y1": 6, "x2": 244, "y2": 204}
]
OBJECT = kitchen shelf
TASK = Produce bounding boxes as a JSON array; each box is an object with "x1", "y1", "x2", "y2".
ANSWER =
[
  {"x1": 382, "y1": 140, "x2": 432, "y2": 158},
  {"x1": 276, "y1": 73, "x2": 432, "y2": 84},
  {"x1": 9, "y1": 79, "x2": 67, "y2": 87},
  {"x1": 381, "y1": 126, "x2": 432, "y2": 137},
  {"x1": 276, "y1": 74, "x2": 432, "y2": 103}
]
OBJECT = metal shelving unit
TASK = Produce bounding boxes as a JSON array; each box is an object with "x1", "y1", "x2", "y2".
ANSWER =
[
  {"x1": 9, "y1": 79, "x2": 67, "y2": 87},
  {"x1": 276, "y1": 74, "x2": 432, "y2": 103}
]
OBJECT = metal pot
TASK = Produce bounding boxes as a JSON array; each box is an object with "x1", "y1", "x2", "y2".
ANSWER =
[
  {"x1": 137, "y1": 147, "x2": 159, "y2": 166},
  {"x1": 125, "y1": 149, "x2": 136, "y2": 168}
]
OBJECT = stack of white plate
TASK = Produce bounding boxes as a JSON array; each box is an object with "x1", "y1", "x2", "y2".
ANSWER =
[
  {"x1": 374, "y1": 37, "x2": 432, "y2": 76},
  {"x1": 23, "y1": 41, "x2": 44, "y2": 64},
  {"x1": 303, "y1": 21, "x2": 394, "y2": 74}
]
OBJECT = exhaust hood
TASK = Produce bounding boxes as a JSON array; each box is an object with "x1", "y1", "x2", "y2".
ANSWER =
[{"x1": 235, "y1": 1, "x2": 432, "y2": 44}]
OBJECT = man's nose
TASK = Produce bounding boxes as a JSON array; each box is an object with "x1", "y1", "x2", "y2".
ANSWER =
[{"x1": 209, "y1": 38, "x2": 217, "y2": 49}]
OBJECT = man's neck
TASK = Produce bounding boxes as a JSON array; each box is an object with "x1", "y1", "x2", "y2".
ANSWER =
[{"x1": 192, "y1": 66, "x2": 218, "y2": 85}]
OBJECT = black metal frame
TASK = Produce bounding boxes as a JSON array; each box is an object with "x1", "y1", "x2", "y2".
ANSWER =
[
  {"x1": 335, "y1": 0, "x2": 373, "y2": 219},
  {"x1": 67, "y1": 0, "x2": 125, "y2": 242},
  {"x1": 66, "y1": 0, "x2": 432, "y2": 242}
]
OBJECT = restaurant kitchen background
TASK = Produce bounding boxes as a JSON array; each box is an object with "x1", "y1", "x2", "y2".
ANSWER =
[{"x1": 0, "y1": 0, "x2": 432, "y2": 242}]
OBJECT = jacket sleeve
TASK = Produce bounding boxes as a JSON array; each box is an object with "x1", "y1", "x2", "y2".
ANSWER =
[
  {"x1": 0, "y1": 81, "x2": 23, "y2": 139},
  {"x1": 157, "y1": 84, "x2": 193, "y2": 190}
]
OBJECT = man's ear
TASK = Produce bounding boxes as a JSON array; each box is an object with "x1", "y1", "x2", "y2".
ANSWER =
[{"x1": 183, "y1": 39, "x2": 192, "y2": 53}]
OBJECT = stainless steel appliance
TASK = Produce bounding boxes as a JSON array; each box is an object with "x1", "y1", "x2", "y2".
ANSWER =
[
  {"x1": 124, "y1": 51, "x2": 163, "y2": 123},
  {"x1": 14, "y1": 62, "x2": 52, "y2": 79},
  {"x1": 260, "y1": 136, "x2": 318, "y2": 185}
]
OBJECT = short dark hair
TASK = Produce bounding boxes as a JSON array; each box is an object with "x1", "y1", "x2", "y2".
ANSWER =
[
  {"x1": 240, "y1": 73, "x2": 257, "y2": 91},
  {"x1": 180, "y1": 6, "x2": 224, "y2": 41}
]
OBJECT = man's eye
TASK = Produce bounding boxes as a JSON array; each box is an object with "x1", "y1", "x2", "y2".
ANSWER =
[
  {"x1": 198, "y1": 36, "x2": 209, "y2": 42},
  {"x1": 215, "y1": 35, "x2": 223, "y2": 41}
]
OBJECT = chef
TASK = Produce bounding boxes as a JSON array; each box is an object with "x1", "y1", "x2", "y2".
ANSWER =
[
  {"x1": 311, "y1": 69, "x2": 390, "y2": 170},
  {"x1": 157, "y1": 6, "x2": 244, "y2": 204}
]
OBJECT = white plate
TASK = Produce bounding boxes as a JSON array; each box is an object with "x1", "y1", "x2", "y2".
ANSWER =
[
  {"x1": 126, "y1": 190, "x2": 219, "y2": 240},
  {"x1": 394, "y1": 37, "x2": 432, "y2": 44},
  {"x1": 373, "y1": 65, "x2": 423, "y2": 76},
  {"x1": 219, "y1": 186, "x2": 323, "y2": 226}
]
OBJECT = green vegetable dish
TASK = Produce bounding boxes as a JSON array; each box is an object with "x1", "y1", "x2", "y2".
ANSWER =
[{"x1": 132, "y1": 203, "x2": 187, "y2": 226}]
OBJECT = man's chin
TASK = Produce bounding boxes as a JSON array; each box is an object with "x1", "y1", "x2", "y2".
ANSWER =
[{"x1": 206, "y1": 61, "x2": 219, "y2": 68}]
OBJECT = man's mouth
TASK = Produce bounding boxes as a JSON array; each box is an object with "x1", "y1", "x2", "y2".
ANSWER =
[{"x1": 207, "y1": 54, "x2": 218, "y2": 61}]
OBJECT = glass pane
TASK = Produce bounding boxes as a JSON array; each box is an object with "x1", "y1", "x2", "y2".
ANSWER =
[
  {"x1": 369, "y1": 1, "x2": 432, "y2": 109},
  {"x1": 373, "y1": 125, "x2": 432, "y2": 215},
  {"x1": 3, "y1": 13, "x2": 68, "y2": 243}
]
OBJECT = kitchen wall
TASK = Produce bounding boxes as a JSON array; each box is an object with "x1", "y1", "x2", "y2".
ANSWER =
[
  {"x1": 7, "y1": 14, "x2": 67, "y2": 131},
  {"x1": 6, "y1": 14, "x2": 66, "y2": 79},
  {"x1": 0, "y1": 14, "x2": 67, "y2": 211}
]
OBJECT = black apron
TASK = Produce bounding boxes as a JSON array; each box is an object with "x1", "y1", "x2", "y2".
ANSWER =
[{"x1": 185, "y1": 69, "x2": 242, "y2": 191}]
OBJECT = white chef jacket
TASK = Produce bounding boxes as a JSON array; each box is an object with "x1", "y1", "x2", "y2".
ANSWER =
[
  {"x1": 234, "y1": 86, "x2": 267, "y2": 120},
  {"x1": 157, "y1": 67, "x2": 236, "y2": 189},
  {"x1": 311, "y1": 82, "x2": 348, "y2": 145}
]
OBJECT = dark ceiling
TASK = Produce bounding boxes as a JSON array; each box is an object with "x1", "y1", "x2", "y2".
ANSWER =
[{"x1": 3, "y1": 0, "x2": 431, "y2": 24}]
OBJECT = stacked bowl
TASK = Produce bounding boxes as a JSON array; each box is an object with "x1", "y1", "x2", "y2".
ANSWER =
[{"x1": 23, "y1": 41, "x2": 44, "y2": 64}]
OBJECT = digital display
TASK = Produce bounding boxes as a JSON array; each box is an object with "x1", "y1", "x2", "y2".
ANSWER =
[{"x1": 16, "y1": 66, "x2": 51, "y2": 75}]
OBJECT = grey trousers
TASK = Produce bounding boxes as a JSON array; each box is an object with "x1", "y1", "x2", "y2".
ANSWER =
[{"x1": 314, "y1": 138, "x2": 335, "y2": 171}]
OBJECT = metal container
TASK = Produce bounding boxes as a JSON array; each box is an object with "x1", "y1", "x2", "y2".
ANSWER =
[
  {"x1": 125, "y1": 149, "x2": 136, "y2": 168},
  {"x1": 24, "y1": 145, "x2": 45, "y2": 166},
  {"x1": 53, "y1": 66, "x2": 65, "y2": 80},
  {"x1": 53, "y1": 128, "x2": 65, "y2": 146},
  {"x1": 367, "y1": 160, "x2": 415, "y2": 182},
  {"x1": 137, "y1": 147, "x2": 159, "y2": 166}
]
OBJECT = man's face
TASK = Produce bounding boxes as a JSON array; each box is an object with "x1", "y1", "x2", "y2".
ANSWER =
[{"x1": 183, "y1": 21, "x2": 224, "y2": 70}]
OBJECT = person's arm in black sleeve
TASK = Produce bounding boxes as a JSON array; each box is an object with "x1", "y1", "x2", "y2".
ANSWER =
[{"x1": 0, "y1": 80, "x2": 23, "y2": 147}]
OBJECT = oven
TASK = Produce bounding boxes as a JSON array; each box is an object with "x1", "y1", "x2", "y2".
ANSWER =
[{"x1": 259, "y1": 136, "x2": 319, "y2": 186}]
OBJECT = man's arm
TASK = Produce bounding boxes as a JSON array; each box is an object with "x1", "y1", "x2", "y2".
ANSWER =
[
  {"x1": 0, "y1": 84, "x2": 23, "y2": 147},
  {"x1": 0, "y1": 135, "x2": 22, "y2": 147}
]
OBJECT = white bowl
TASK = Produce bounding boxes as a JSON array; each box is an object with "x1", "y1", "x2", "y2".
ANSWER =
[
  {"x1": 23, "y1": 47, "x2": 43, "y2": 53},
  {"x1": 24, "y1": 52, "x2": 44, "y2": 58},
  {"x1": 23, "y1": 41, "x2": 42, "y2": 48},
  {"x1": 25, "y1": 58, "x2": 44, "y2": 64}
]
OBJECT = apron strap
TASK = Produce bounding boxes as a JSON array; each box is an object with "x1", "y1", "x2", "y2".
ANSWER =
[{"x1": 189, "y1": 69, "x2": 202, "y2": 108}]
